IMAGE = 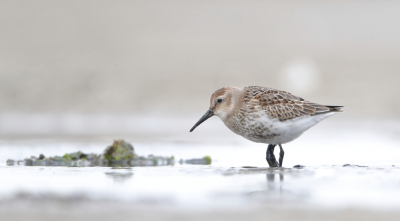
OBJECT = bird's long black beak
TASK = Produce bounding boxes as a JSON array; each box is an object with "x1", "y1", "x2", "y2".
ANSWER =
[{"x1": 190, "y1": 109, "x2": 214, "y2": 132}]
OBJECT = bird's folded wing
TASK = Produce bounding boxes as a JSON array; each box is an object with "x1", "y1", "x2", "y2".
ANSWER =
[{"x1": 243, "y1": 86, "x2": 342, "y2": 121}]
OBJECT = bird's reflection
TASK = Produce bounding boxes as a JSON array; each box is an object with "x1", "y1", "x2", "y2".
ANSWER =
[
  {"x1": 246, "y1": 168, "x2": 285, "y2": 199},
  {"x1": 266, "y1": 170, "x2": 284, "y2": 192},
  {"x1": 246, "y1": 168, "x2": 301, "y2": 202}
]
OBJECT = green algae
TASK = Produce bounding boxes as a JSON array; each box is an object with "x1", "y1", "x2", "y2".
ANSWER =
[
  {"x1": 203, "y1": 156, "x2": 212, "y2": 165},
  {"x1": 5, "y1": 140, "x2": 213, "y2": 167},
  {"x1": 179, "y1": 156, "x2": 213, "y2": 165},
  {"x1": 7, "y1": 140, "x2": 176, "y2": 167},
  {"x1": 103, "y1": 140, "x2": 135, "y2": 160}
]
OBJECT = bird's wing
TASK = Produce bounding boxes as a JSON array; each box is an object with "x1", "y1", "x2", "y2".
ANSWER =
[{"x1": 243, "y1": 86, "x2": 341, "y2": 121}]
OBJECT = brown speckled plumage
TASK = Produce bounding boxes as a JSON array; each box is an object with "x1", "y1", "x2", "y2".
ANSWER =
[{"x1": 243, "y1": 86, "x2": 340, "y2": 121}]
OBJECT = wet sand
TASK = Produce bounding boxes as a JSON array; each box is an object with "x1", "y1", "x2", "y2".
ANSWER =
[{"x1": 2, "y1": 201, "x2": 400, "y2": 221}]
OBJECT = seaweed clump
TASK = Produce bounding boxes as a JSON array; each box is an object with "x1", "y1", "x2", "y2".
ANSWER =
[
  {"x1": 180, "y1": 156, "x2": 212, "y2": 165},
  {"x1": 103, "y1": 140, "x2": 135, "y2": 160},
  {"x1": 7, "y1": 140, "x2": 175, "y2": 167}
]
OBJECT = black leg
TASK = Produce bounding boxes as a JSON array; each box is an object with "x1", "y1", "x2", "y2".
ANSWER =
[
  {"x1": 266, "y1": 144, "x2": 279, "y2": 167},
  {"x1": 278, "y1": 143, "x2": 284, "y2": 167}
]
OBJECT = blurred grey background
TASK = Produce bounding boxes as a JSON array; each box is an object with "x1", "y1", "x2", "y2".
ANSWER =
[{"x1": 0, "y1": 0, "x2": 399, "y2": 135}]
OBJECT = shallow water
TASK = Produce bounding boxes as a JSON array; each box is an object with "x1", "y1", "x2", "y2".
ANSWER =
[
  {"x1": 1, "y1": 119, "x2": 400, "y2": 214},
  {"x1": 2, "y1": 151, "x2": 400, "y2": 211},
  {"x1": 2, "y1": 164, "x2": 400, "y2": 211}
]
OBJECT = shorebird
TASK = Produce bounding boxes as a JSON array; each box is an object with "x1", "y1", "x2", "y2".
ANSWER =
[{"x1": 190, "y1": 86, "x2": 343, "y2": 167}]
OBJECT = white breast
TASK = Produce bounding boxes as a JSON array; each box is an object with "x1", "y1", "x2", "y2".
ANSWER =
[{"x1": 223, "y1": 110, "x2": 337, "y2": 145}]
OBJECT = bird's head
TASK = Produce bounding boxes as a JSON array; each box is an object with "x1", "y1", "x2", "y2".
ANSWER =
[{"x1": 190, "y1": 87, "x2": 242, "y2": 132}]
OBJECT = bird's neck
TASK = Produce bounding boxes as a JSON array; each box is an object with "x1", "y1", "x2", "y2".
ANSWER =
[{"x1": 222, "y1": 88, "x2": 244, "y2": 121}]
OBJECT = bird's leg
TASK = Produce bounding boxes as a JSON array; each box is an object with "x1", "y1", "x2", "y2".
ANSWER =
[
  {"x1": 266, "y1": 144, "x2": 279, "y2": 167},
  {"x1": 278, "y1": 143, "x2": 284, "y2": 167}
]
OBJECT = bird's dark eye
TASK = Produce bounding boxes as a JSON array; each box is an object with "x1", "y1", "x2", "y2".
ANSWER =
[{"x1": 217, "y1": 99, "x2": 222, "y2": 103}]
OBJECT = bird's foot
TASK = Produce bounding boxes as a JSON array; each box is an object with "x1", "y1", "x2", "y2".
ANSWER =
[{"x1": 267, "y1": 157, "x2": 279, "y2": 167}]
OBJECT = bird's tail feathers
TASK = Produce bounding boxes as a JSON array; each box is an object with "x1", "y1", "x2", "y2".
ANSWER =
[{"x1": 326, "y1": 105, "x2": 344, "y2": 112}]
